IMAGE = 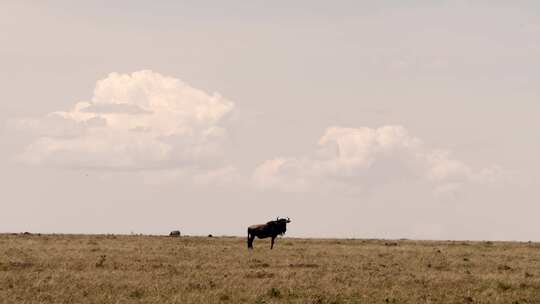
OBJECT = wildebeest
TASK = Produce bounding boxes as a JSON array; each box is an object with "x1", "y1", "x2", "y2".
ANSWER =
[
  {"x1": 247, "y1": 217, "x2": 291, "y2": 249},
  {"x1": 169, "y1": 230, "x2": 181, "y2": 237}
]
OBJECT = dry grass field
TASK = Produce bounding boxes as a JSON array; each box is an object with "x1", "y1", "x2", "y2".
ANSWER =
[{"x1": 1, "y1": 234, "x2": 540, "y2": 304}]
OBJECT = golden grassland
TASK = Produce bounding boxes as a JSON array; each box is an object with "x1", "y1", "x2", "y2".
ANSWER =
[{"x1": 1, "y1": 234, "x2": 540, "y2": 303}]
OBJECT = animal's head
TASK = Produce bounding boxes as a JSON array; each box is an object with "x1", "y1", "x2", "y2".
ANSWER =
[
  {"x1": 272, "y1": 217, "x2": 291, "y2": 235},
  {"x1": 276, "y1": 217, "x2": 291, "y2": 224}
]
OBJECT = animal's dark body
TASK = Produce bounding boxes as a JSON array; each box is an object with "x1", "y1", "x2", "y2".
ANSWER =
[{"x1": 247, "y1": 217, "x2": 291, "y2": 249}]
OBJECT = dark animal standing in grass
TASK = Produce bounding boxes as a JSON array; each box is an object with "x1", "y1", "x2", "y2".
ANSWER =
[
  {"x1": 247, "y1": 217, "x2": 291, "y2": 249},
  {"x1": 169, "y1": 230, "x2": 181, "y2": 237}
]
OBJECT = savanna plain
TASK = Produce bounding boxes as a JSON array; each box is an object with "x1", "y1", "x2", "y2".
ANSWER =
[{"x1": 1, "y1": 234, "x2": 539, "y2": 304}]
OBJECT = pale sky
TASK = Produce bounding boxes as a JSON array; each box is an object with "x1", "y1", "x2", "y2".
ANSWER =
[{"x1": 1, "y1": 1, "x2": 539, "y2": 240}]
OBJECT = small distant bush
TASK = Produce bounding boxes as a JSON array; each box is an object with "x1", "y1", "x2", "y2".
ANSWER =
[
  {"x1": 267, "y1": 287, "x2": 281, "y2": 298},
  {"x1": 497, "y1": 281, "x2": 512, "y2": 291},
  {"x1": 129, "y1": 289, "x2": 144, "y2": 299}
]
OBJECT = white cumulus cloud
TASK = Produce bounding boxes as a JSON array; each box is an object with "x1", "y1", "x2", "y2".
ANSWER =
[
  {"x1": 254, "y1": 125, "x2": 503, "y2": 193},
  {"x1": 15, "y1": 70, "x2": 235, "y2": 171}
]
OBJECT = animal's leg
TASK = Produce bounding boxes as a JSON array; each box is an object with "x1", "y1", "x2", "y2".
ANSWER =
[
  {"x1": 250, "y1": 235, "x2": 256, "y2": 249},
  {"x1": 271, "y1": 236, "x2": 275, "y2": 249},
  {"x1": 247, "y1": 231, "x2": 252, "y2": 249},
  {"x1": 248, "y1": 231, "x2": 255, "y2": 249}
]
